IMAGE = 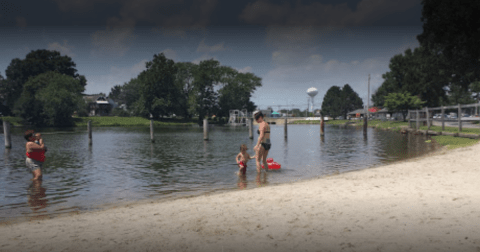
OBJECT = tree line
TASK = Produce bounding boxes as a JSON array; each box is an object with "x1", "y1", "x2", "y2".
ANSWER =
[
  {"x1": 371, "y1": 0, "x2": 480, "y2": 121},
  {"x1": 0, "y1": 51, "x2": 261, "y2": 126}
]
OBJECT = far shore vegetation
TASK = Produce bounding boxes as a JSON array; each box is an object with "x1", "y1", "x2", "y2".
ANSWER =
[{"x1": 0, "y1": 116, "x2": 226, "y2": 127}]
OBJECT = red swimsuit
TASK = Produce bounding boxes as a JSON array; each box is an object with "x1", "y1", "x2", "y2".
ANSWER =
[{"x1": 26, "y1": 150, "x2": 45, "y2": 162}]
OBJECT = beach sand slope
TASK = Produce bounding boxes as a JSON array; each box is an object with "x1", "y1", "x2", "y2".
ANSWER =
[{"x1": 1, "y1": 143, "x2": 480, "y2": 252}]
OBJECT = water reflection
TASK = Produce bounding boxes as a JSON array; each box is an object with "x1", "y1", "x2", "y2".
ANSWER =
[
  {"x1": 0, "y1": 125, "x2": 442, "y2": 221},
  {"x1": 237, "y1": 174, "x2": 247, "y2": 189},
  {"x1": 255, "y1": 172, "x2": 267, "y2": 187},
  {"x1": 27, "y1": 180, "x2": 48, "y2": 212}
]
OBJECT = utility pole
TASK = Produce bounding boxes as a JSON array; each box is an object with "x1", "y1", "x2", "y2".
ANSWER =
[{"x1": 367, "y1": 74, "x2": 370, "y2": 120}]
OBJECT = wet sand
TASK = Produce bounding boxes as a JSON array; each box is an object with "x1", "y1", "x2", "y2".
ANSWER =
[{"x1": 1, "y1": 143, "x2": 480, "y2": 252}]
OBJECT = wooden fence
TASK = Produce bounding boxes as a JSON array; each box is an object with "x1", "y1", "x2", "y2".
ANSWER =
[{"x1": 407, "y1": 103, "x2": 480, "y2": 138}]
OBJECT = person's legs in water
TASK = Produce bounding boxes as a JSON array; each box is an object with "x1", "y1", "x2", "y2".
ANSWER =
[
  {"x1": 27, "y1": 158, "x2": 43, "y2": 180},
  {"x1": 32, "y1": 168, "x2": 42, "y2": 181},
  {"x1": 262, "y1": 149, "x2": 270, "y2": 172},
  {"x1": 255, "y1": 147, "x2": 263, "y2": 172}
]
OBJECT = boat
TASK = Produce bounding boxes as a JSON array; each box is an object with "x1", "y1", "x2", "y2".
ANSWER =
[{"x1": 228, "y1": 109, "x2": 250, "y2": 126}]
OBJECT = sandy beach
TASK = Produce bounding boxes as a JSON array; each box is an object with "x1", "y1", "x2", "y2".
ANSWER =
[{"x1": 1, "y1": 142, "x2": 480, "y2": 252}]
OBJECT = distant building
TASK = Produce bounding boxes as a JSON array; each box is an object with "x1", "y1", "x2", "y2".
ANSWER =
[
  {"x1": 258, "y1": 108, "x2": 273, "y2": 117},
  {"x1": 83, "y1": 94, "x2": 115, "y2": 116}
]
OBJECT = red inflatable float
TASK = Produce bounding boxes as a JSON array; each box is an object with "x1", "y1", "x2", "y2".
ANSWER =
[{"x1": 261, "y1": 158, "x2": 281, "y2": 170}]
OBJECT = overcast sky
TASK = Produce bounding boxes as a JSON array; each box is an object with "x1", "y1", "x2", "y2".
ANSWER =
[{"x1": 0, "y1": 0, "x2": 423, "y2": 111}]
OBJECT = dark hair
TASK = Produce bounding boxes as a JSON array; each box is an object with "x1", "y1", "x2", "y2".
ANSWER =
[
  {"x1": 254, "y1": 112, "x2": 263, "y2": 120},
  {"x1": 240, "y1": 144, "x2": 247, "y2": 151},
  {"x1": 24, "y1": 130, "x2": 34, "y2": 141}
]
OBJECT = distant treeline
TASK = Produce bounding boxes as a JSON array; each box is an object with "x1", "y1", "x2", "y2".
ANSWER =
[{"x1": 0, "y1": 51, "x2": 261, "y2": 127}]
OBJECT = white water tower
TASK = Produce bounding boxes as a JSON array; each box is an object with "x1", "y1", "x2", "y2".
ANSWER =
[{"x1": 307, "y1": 87, "x2": 318, "y2": 115}]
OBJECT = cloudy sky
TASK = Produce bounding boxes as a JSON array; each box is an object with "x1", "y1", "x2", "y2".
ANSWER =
[{"x1": 0, "y1": 0, "x2": 423, "y2": 111}]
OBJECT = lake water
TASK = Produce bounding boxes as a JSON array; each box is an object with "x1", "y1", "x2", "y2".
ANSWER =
[{"x1": 0, "y1": 124, "x2": 440, "y2": 222}]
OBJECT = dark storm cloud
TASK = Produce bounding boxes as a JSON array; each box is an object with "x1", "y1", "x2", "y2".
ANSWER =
[
  {"x1": 51, "y1": 0, "x2": 218, "y2": 28},
  {"x1": 239, "y1": 0, "x2": 421, "y2": 27},
  {"x1": 0, "y1": 0, "x2": 421, "y2": 28}
]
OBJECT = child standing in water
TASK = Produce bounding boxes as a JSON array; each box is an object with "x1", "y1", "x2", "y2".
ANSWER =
[{"x1": 236, "y1": 144, "x2": 255, "y2": 175}]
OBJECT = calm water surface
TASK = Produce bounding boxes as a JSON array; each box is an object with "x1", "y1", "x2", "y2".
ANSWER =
[{"x1": 0, "y1": 124, "x2": 440, "y2": 221}]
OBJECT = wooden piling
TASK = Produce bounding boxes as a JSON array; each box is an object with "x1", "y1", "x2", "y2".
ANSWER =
[
  {"x1": 363, "y1": 108, "x2": 367, "y2": 135},
  {"x1": 88, "y1": 120, "x2": 92, "y2": 145},
  {"x1": 407, "y1": 110, "x2": 411, "y2": 128},
  {"x1": 284, "y1": 118, "x2": 287, "y2": 138},
  {"x1": 320, "y1": 117, "x2": 324, "y2": 136},
  {"x1": 458, "y1": 104, "x2": 462, "y2": 132},
  {"x1": 415, "y1": 110, "x2": 419, "y2": 131},
  {"x1": 425, "y1": 107, "x2": 429, "y2": 134},
  {"x1": 150, "y1": 119, "x2": 155, "y2": 143},
  {"x1": 441, "y1": 107, "x2": 445, "y2": 131},
  {"x1": 3, "y1": 120, "x2": 11, "y2": 149},
  {"x1": 248, "y1": 119, "x2": 253, "y2": 139},
  {"x1": 203, "y1": 119, "x2": 208, "y2": 140}
]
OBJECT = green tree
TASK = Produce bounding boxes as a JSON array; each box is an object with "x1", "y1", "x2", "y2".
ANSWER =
[
  {"x1": 139, "y1": 53, "x2": 179, "y2": 118},
  {"x1": 340, "y1": 84, "x2": 363, "y2": 119},
  {"x1": 417, "y1": 0, "x2": 480, "y2": 89},
  {"x1": 122, "y1": 78, "x2": 142, "y2": 113},
  {"x1": 175, "y1": 62, "x2": 198, "y2": 119},
  {"x1": 321, "y1": 86, "x2": 343, "y2": 119},
  {"x1": 3, "y1": 50, "x2": 85, "y2": 115},
  {"x1": 108, "y1": 85, "x2": 123, "y2": 104},
  {"x1": 0, "y1": 74, "x2": 8, "y2": 115},
  {"x1": 217, "y1": 68, "x2": 261, "y2": 117},
  {"x1": 446, "y1": 84, "x2": 475, "y2": 105},
  {"x1": 14, "y1": 71, "x2": 85, "y2": 126},
  {"x1": 470, "y1": 81, "x2": 480, "y2": 104},
  {"x1": 372, "y1": 47, "x2": 447, "y2": 108},
  {"x1": 383, "y1": 92, "x2": 425, "y2": 122},
  {"x1": 192, "y1": 59, "x2": 222, "y2": 124}
]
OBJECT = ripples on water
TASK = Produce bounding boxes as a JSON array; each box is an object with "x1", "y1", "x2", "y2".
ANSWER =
[{"x1": 0, "y1": 124, "x2": 440, "y2": 221}]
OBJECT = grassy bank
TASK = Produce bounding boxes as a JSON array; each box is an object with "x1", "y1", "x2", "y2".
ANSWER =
[
  {"x1": 353, "y1": 119, "x2": 409, "y2": 131},
  {"x1": 73, "y1": 117, "x2": 201, "y2": 127},
  {"x1": 0, "y1": 116, "x2": 24, "y2": 127},
  {"x1": 289, "y1": 119, "x2": 350, "y2": 125},
  {"x1": 1, "y1": 116, "x2": 201, "y2": 128},
  {"x1": 431, "y1": 135, "x2": 480, "y2": 149},
  {"x1": 418, "y1": 125, "x2": 480, "y2": 135}
]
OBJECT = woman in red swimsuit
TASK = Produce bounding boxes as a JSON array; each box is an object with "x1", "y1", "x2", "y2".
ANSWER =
[{"x1": 24, "y1": 130, "x2": 46, "y2": 180}]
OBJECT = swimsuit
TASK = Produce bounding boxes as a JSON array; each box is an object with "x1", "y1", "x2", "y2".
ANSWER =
[
  {"x1": 238, "y1": 161, "x2": 247, "y2": 175},
  {"x1": 257, "y1": 125, "x2": 271, "y2": 151},
  {"x1": 26, "y1": 142, "x2": 46, "y2": 172},
  {"x1": 261, "y1": 139, "x2": 271, "y2": 151}
]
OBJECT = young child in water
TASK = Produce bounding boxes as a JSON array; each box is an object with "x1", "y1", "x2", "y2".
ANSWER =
[
  {"x1": 236, "y1": 144, "x2": 255, "y2": 175},
  {"x1": 34, "y1": 133, "x2": 47, "y2": 152}
]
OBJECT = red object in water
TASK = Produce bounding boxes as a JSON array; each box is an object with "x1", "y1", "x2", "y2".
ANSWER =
[{"x1": 261, "y1": 158, "x2": 281, "y2": 170}]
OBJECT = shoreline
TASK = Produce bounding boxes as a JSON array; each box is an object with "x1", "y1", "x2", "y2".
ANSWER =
[
  {"x1": 0, "y1": 141, "x2": 447, "y2": 227},
  {"x1": 2, "y1": 142, "x2": 479, "y2": 251}
]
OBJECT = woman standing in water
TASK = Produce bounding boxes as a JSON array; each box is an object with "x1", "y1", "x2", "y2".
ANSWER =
[
  {"x1": 24, "y1": 130, "x2": 46, "y2": 180},
  {"x1": 253, "y1": 111, "x2": 271, "y2": 173}
]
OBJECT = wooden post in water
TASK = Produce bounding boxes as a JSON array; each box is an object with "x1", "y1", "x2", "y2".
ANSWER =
[
  {"x1": 425, "y1": 107, "x2": 429, "y2": 134},
  {"x1": 150, "y1": 118, "x2": 155, "y2": 143},
  {"x1": 248, "y1": 119, "x2": 253, "y2": 139},
  {"x1": 441, "y1": 107, "x2": 445, "y2": 131},
  {"x1": 203, "y1": 119, "x2": 208, "y2": 141},
  {"x1": 3, "y1": 120, "x2": 11, "y2": 149},
  {"x1": 416, "y1": 110, "x2": 419, "y2": 131},
  {"x1": 320, "y1": 116, "x2": 325, "y2": 136},
  {"x1": 88, "y1": 120, "x2": 92, "y2": 145},
  {"x1": 363, "y1": 107, "x2": 367, "y2": 135},
  {"x1": 284, "y1": 117, "x2": 287, "y2": 138},
  {"x1": 407, "y1": 110, "x2": 411, "y2": 128},
  {"x1": 458, "y1": 104, "x2": 462, "y2": 132}
]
